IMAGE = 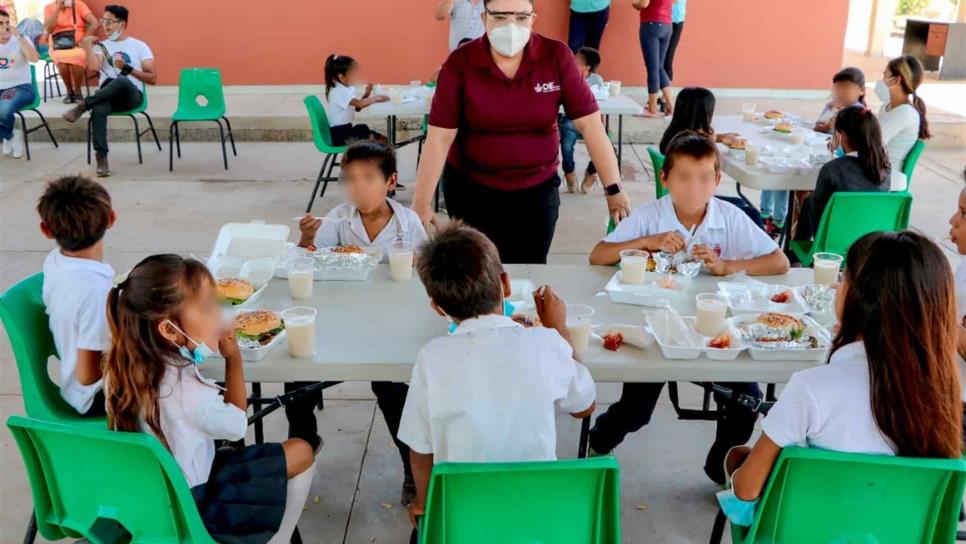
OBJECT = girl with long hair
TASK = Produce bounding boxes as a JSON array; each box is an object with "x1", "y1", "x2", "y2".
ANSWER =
[
  {"x1": 876, "y1": 55, "x2": 930, "y2": 188},
  {"x1": 323, "y1": 54, "x2": 389, "y2": 146}
]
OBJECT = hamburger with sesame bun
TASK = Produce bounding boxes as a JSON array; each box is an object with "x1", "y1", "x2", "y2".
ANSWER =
[
  {"x1": 234, "y1": 310, "x2": 285, "y2": 345},
  {"x1": 217, "y1": 278, "x2": 255, "y2": 306}
]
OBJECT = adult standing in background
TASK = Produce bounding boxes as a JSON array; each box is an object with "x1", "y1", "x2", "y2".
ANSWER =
[
  {"x1": 634, "y1": 0, "x2": 673, "y2": 116},
  {"x1": 435, "y1": 0, "x2": 486, "y2": 52},
  {"x1": 568, "y1": 0, "x2": 610, "y2": 52},
  {"x1": 44, "y1": 0, "x2": 99, "y2": 103},
  {"x1": 664, "y1": 0, "x2": 685, "y2": 81}
]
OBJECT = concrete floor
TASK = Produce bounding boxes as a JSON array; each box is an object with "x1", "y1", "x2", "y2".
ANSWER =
[{"x1": 1, "y1": 137, "x2": 965, "y2": 543}]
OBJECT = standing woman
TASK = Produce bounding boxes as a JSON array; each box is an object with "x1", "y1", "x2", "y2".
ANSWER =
[
  {"x1": 634, "y1": 0, "x2": 674, "y2": 116},
  {"x1": 875, "y1": 55, "x2": 930, "y2": 191},
  {"x1": 664, "y1": 0, "x2": 685, "y2": 82},
  {"x1": 412, "y1": 0, "x2": 631, "y2": 265},
  {"x1": 568, "y1": 0, "x2": 610, "y2": 52},
  {"x1": 43, "y1": 0, "x2": 99, "y2": 103},
  {"x1": 0, "y1": 8, "x2": 39, "y2": 159}
]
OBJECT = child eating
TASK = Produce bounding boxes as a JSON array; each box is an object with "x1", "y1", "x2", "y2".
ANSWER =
[
  {"x1": 323, "y1": 54, "x2": 389, "y2": 146},
  {"x1": 813, "y1": 67, "x2": 866, "y2": 134}
]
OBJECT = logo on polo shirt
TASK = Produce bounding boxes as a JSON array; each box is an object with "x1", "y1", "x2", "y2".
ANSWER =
[{"x1": 534, "y1": 81, "x2": 561, "y2": 93}]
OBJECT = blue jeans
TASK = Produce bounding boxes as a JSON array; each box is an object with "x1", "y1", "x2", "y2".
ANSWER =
[
  {"x1": 0, "y1": 84, "x2": 35, "y2": 140},
  {"x1": 568, "y1": 7, "x2": 610, "y2": 52},
  {"x1": 760, "y1": 190, "x2": 789, "y2": 223},
  {"x1": 559, "y1": 115, "x2": 596, "y2": 175},
  {"x1": 639, "y1": 22, "x2": 672, "y2": 93}
]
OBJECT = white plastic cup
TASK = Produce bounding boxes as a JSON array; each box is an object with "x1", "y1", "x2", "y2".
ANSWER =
[
  {"x1": 695, "y1": 293, "x2": 729, "y2": 337},
  {"x1": 745, "y1": 144, "x2": 760, "y2": 166},
  {"x1": 281, "y1": 306, "x2": 317, "y2": 359},
  {"x1": 609, "y1": 80, "x2": 622, "y2": 96},
  {"x1": 566, "y1": 304, "x2": 595, "y2": 358},
  {"x1": 287, "y1": 258, "x2": 315, "y2": 300},
  {"x1": 390, "y1": 87, "x2": 402, "y2": 105},
  {"x1": 790, "y1": 132, "x2": 805, "y2": 145},
  {"x1": 741, "y1": 103, "x2": 756, "y2": 123},
  {"x1": 388, "y1": 241, "x2": 415, "y2": 282},
  {"x1": 620, "y1": 249, "x2": 649, "y2": 285},
  {"x1": 813, "y1": 253, "x2": 843, "y2": 286}
]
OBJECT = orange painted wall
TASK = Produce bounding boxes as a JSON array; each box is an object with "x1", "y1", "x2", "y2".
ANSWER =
[{"x1": 81, "y1": 0, "x2": 849, "y2": 89}]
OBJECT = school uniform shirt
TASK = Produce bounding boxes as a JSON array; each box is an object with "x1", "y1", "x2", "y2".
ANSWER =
[
  {"x1": 42, "y1": 249, "x2": 114, "y2": 414},
  {"x1": 325, "y1": 82, "x2": 356, "y2": 127},
  {"x1": 761, "y1": 341, "x2": 895, "y2": 454},
  {"x1": 603, "y1": 194, "x2": 778, "y2": 261},
  {"x1": 95, "y1": 36, "x2": 154, "y2": 92},
  {"x1": 313, "y1": 198, "x2": 428, "y2": 262},
  {"x1": 398, "y1": 315, "x2": 597, "y2": 462},
  {"x1": 0, "y1": 36, "x2": 32, "y2": 89},
  {"x1": 447, "y1": 0, "x2": 486, "y2": 51},
  {"x1": 143, "y1": 362, "x2": 248, "y2": 488}
]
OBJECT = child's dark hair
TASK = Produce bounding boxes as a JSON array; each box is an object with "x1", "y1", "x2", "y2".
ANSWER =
[
  {"x1": 661, "y1": 131, "x2": 720, "y2": 179},
  {"x1": 343, "y1": 140, "x2": 397, "y2": 179},
  {"x1": 659, "y1": 87, "x2": 716, "y2": 154},
  {"x1": 104, "y1": 4, "x2": 129, "y2": 23},
  {"x1": 886, "y1": 55, "x2": 930, "y2": 139},
  {"x1": 37, "y1": 176, "x2": 113, "y2": 252},
  {"x1": 832, "y1": 66, "x2": 866, "y2": 105},
  {"x1": 834, "y1": 106, "x2": 891, "y2": 185},
  {"x1": 104, "y1": 254, "x2": 215, "y2": 450},
  {"x1": 835, "y1": 231, "x2": 962, "y2": 458},
  {"x1": 576, "y1": 47, "x2": 601, "y2": 73},
  {"x1": 324, "y1": 54, "x2": 357, "y2": 99},
  {"x1": 416, "y1": 223, "x2": 504, "y2": 321}
]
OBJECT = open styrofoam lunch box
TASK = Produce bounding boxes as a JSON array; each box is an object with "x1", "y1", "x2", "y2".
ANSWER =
[
  {"x1": 717, "y1": 281, "x2": 808, "y2": 316},
  {"x1": 644, "y1": 308, "x2": 745, "y2": 361},
  {"x1": 207, "y1": 221, "x2": 290, "y2": 309},
  {"x1": 604, "y1": 270, "x2": 693, "y2": 307}
]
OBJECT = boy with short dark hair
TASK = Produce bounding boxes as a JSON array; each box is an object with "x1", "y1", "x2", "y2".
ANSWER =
[
  {"x1": 561, "y1": 46, "x2": 606, "y2": 194},
  {"x1": 37, "y1": 175, "x2": 116, "y2": 416},
  {"x1": 400, "y1": 223, "x2": 596, "y2": 525}
]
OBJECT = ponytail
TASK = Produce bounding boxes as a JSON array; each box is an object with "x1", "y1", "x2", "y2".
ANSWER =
[
  {"x1": 835, "y1": 106, "x2": 891, "y2": 185},
  {"x1": 324, "y1": 54, "x2": 357, "y2": 100},
  {"x1": 887, "y1": 55, "x2": 930, "y2": 140},
  {"x1": 911, "y1": 92, "x2": 931, "y2": 140}
]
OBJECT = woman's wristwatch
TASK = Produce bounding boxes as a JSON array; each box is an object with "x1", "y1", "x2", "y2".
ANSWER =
[{"x1": 604, "y1": 182, "x2": 623, "y2": 196}]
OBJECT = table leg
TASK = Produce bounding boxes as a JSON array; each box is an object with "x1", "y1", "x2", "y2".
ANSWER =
[
  {"x1": 577, "y1": 415, "x2": 591, "y2": 458},
  {"x1": 779, "y1": 191, "x2": 795, "y2": 250},
  {"x1": 617, "y1": 115, "x2": 624, "y2": 172},
  {"x1": 734, "y1": 183, "x2": 755, "y2": 208},
  {"x1": 252, "y1": 382, "x2": 264, "y2": 445}
]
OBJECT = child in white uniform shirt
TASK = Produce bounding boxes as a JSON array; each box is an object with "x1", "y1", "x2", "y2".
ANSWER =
[
  {"x1": 103, "y1": 255, "x2": 316, "y2": 544},
  {"x1": 323, "y1": 54, "x2": 388, "y2": 146},
  {"x1": 400, "y1": 223, "x2": 597, "y2": 528},
  {"x1": 719, "y1": 232, "x2": 963, "y2": 526},
  {"x1": 297, "y1": 140, "x2": 427, "y2": 505},
  {"x1": 38, "y1": 176, "x2": 116, "y2": 416}
]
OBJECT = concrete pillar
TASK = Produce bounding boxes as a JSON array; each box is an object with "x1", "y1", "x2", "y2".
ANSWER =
[{"x1": 866, "y1": 0, "x2": 900, "y2": 56}]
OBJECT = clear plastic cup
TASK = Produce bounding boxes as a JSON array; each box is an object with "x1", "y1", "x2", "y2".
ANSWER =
[
  {"x1": 813, "y1": 253, "x2": 843, "y2": 286},
  {"x1": 609, "y1": 80, "x2": 622, "y2": 96},
  {"x1": 695, "y1": 293, "x2": 729, "y2": 337},
  {"x1": 280, "y1": 306, "x2": 317, "y2": 358},
  {"x1": 619, "y1": 249, "x2": 649, "y2": 285},
  {"x1": 287, "y1": 257, "x2": 315, "y2": 300},
  {"x1": 741, "y1": 103, "x2": 756, "y2": 122},
  {"x1": 566, "y1": 304, "x2": 595, "y2": 358},
  {"x1": 388, "y1": 241, "x2": 415, "y2": 282},
  {"x1": 745, "y1": 144, "x2": 760, "y2": 166}
]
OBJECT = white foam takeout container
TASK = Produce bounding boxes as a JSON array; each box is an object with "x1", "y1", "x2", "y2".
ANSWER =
[
  {"x1": 727, "y1": 314, "x2": 831, "y2": 362},
  {"x1": 644, "y1": 309, "x2": 745, "y2": 361},
  {"x1": 604, "y1": 270, "x2": 693, "y2": 307},
  {"x1": 592, "y1": 324, "x2": 655, "y2": 350},
  {"x1": 717, "y1": 281, "x2": 809, "y2": 316},
  {"x1": 207, "y1": 221, "x2": 289, "y2": 308},
  {"x1": 210, "y1": 308, "x2": 287, "y2": 363}
]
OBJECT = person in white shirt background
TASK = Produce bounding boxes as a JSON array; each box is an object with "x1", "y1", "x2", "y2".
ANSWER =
[
  {"x1": 874, "y1": 55, "x2": 930, "y2": 190},
  {"x1": 947, "y1": 170, "x2": 966, "y2": 362},
  {"x1": 322, "y1": 54, "x2": 389, "y2": 147},
  {"x1": 0, "y1": 8, "x2": 39, "y2": 159},
  {"x1": 717, "y1": 231, "x2": 963, "y2": 525},
  {"x1": 435, "y1": 0, "x2": 486, "y2": 52},
  {"x1": 103, "y1": 254, "x2": 317, "y2": 544}
]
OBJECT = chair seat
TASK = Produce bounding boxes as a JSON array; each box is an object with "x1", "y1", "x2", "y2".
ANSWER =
[{"x1": 171, "y1": 110, "x2": 223, "y2": 122}]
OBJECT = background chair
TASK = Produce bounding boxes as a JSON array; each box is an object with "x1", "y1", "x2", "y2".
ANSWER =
[
  {"x1": 417, "y1": 457, "x2": 621, "y2": 544},
  {"x1": 40, "y1": 51, "x2": 63, "y2": 103},
  {"x1": 303, "y1": 95, "x2": 348, "y2": 213},
  {"x1": 16, "y1": 65, "x2": 59, "y2": 161},
  {"x1": 900, "y1": 139, "x2": 926, "y2": 194},
  {"x1": 86, "y1": 86, "x2": 161, "y2": 166},
  {"x1": 169, "y1": 68, "x2": 237, "y2": 171},
  {"x1": 709, "y1": 446, "x2": 966, "y2": 544},
  {"x1": 647, "y1": 147, "x2": 668, "y2": 199}
]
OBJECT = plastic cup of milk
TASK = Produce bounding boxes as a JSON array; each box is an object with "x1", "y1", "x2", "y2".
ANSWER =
[
  {"x1": 813, "y1": 253, "x2": 843, "y2": 286},
  {"x1": 388, "y1": 241, "x2": 415, "y2": 282},
  {"x1": 620, "y1": 249, "x2": 649, "y2": 285},
  {"x1": 695, "y1": 293, "x2": 729, "y2": 337},
  {"x1": 741, "y1": 103, "x2": 756, "y2": 122},
  {"x1": 281, "y1": 306, "x2": 317, "y2": 359},
  {"x1": 390, "y1": 87, "x2": 402, "y2": 104},
  {"x1": 790, "y1": 132, "x2": 805, "y2": 145},
  {"x1": 566, "y1": 304, "x2": 595, "y2": 358},
  {"x1": 287, "y1": 258, "x2": 315, "y2": 300},
  {"x1": 745, "y1": 144, "x2": 760, "y2": 166},
  {"x1": 609, "y1": 81, "x2": 622, "y2": 96}
]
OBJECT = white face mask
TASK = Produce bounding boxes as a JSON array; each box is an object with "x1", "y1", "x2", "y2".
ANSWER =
[
  {"x1": 874, "y1": 79, "x2": 891, "y2": 102},
  {"x1": 487, "y1": 22, "x2": 531, "y2": 57},
  {"x1": 107, "y1": 27, "x2": 123, "y2": 41}
]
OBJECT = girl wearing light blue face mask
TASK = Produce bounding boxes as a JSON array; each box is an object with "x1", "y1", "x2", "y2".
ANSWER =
[{"x1": 102, "y1": 254, "x2": 318, "y2": 544}]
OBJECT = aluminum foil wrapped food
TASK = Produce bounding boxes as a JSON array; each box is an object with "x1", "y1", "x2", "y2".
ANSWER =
[
  {"x1": 677, "y1": 260, "x2": 702, "y2": 278},
  {"x1": 801, "y1": 284, "x2": 835, "y2": 313},
  {"x1": 653, "y1": 251, "x2": 674, "y2": 274},
  {"x1": 736, "y1": 321, "x2": 822, "y2": 350}
]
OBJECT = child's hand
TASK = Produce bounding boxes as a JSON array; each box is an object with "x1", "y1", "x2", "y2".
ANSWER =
[
  {"x1": 692, "y1": 244, "x2": 730, "y2": 276},
  {"x1": 533, "y1": 285, "x2": 567, "y2": 331},
  {"x1": 217, "y1": 327, "x2": 242, "y2": 363},
  {"x1": 646, "y1": 231, "x2": 686, "y2": 253},
  {"x1": 374, "y1": 95, "x2": 390, "y2": 103},
  {"x1": 298, "y1": 214, "x2": 322, "y2": 248},
  {"x1": 364, "y1": 83, "x2": 374, "y2": 97},
  {"x1": 407, "y1": 503, "x2": 424, "y2": 529}
]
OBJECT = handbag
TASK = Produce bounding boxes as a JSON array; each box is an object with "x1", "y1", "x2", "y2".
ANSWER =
[{"x1": 51, "y1": 6, "x2": 77, "y2": 50}]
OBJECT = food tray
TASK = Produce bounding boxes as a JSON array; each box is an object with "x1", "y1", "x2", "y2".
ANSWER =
[
  {"x1": 717, "y1": 282, "x2": 808, "y2": 316},
  {"x1": 238, "y1": 329, "x2": 287, "y2": 362},
  {"x1": 644, "y1": 310, "x2": 745, "y2": 361},
  {"x1": 727, "y1": 314, "x2": 831, "y2": 361},
  {"x1": 592, "y1": 323, "x2": 655, "y2": 350},
  {"x1": 276, "y1": 246, "x2": 379, "y2": 282},
  {"x1": 605, "y1": 271, "x2": 693, "y2": 307}
]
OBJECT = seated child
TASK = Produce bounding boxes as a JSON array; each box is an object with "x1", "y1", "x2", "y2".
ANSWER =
[
  {"x1": 560, "y1": 46, "x2": 605, "y2": 194},
  {"x1": 795, "y1": 106, "x2": 890, "y2": 241},
  {"x1": 296, "y1": 139, "x2": 427, "y2": 505},
  {"x1": 400, "y1": 223, "x2": 596, "y2": 525},
  {"x1": 813, "y1": 66, "x2": 866, "y2": 134},
  {"x1": 948, "y1": 169, "x2": 966, "y2": 361},
  {"x1": 719, "y1": 231, "x2": 962, "y2": 526},
  {"x1": 324, "y1": 54, "x2": 389, "y2": 146},
  {"x1": 103, "y1": 255, "x2": 317, "y2": 543},
  {"x1": 38, "y1": 176, "x2": 116, "y2": 416}
]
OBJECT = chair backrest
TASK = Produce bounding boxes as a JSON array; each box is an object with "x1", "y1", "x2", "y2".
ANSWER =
[
  {"x1": 0, "y1": 273, "x2": 97, "y2": 424},
  {"x1": 24, "y1": 64, "x2": 42, "y2": 111},
  {"x1": 646, "y1": 147, "x2": 667, "y2": 199},
  {"x1": 7, "y1": 415, "x2": 216, "y2": 543},
  {"x1": 735, "y1": 447, "x2": 966, "y2": 544},
  {"x1": 419, "y1": 457, "x2": 621, "y2": 544},
  {"x1": 303, "y1": 95, "x2": 345, "y2": 153},
  {"x1": 811, "y1": 192, "x2": 913, "y2": 258},
  {"x1": 175, "y1": 68, "x2": 227, "y2": 119},
  {"x1": 902, "y1": 139, "x2": 926, "y2": 192}
]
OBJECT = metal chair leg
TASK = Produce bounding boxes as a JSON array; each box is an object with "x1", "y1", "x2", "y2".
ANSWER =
[
  {"x1": 708, "y1": 509, "x2": 727, "y2": 544},
  {"x1": 577, "y1": 415, "x2": 590, "y2": 458},
  {"x1": 23, "y1": 512, "x2": 37, "y2": 544},
  {"x1": 175, "y1": 122, "x2": 181, "y2": 157},
  {"x1": 17, "y1": 112, "x2": 30, "y2": 161},
  {"x1": 168, "y1": 121, "x2": 175, "y2": 172},
  {"x1": 34, "y1": 110, "x2": 58, "y2": 148},
  {"x1": 290, "y1": 525, "x2": 303, "y2": 544},
  {"x1": 252, "y1": 382, "x2": 264, "y2": 445},
  {"x1": 130, "y1": 115, "x2": 143, "y2": 164},
  {"x1": 222, "y1": 116, "x2": 237, "y2": 156},
  {"x1": 86, "y1": 118, "x2": 92, "y2": 164},
  {"x1": 215, "y1": 119, "x2": 228, "y2": 170},
  {"x1": 306, "y1": 154, "x2": 332, "y2": 214},
  {"x1": 142, "y1": 112, "x2": 161, "y2": 151}
]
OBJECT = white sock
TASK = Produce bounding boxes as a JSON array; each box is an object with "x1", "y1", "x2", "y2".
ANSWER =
[{"x1": 267, "y1": 462, "x2": 316, "y2": 544}]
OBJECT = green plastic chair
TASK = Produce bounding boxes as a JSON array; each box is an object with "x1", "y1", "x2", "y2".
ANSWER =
[
  {"x1": 169, "y1": 68, "x2": 237, "y2": 172},
  {"x1": 417, "y1": 457, "x2": 621, "y2": 543},
  {"x1": 303, "y1": 94, "x2": 349, "y2": 213},
  {"x1": 646, "y1": 147, "x2": 667, "y2": 199},
  {"x1": 790, "y1": 191, "x2": 913, "y2": 267},
  {"x1": 86, "y1": 84, "x2": 161, "y2": 166},
  {"x1": 15, "y1": 64, "x2": 59, "y2": 161},
  {"x1": 40, "y1": 51, "x2": 63, "y2": 102},
  {"x1": 710, "y1": 446, "x2": 966, "y2": 544},
  {"x1": 900, "y1": 139, "x2": 926, "y2": 193},
  {"x1": 7, "y1": 415, "x2": 219, "y2": 544}
]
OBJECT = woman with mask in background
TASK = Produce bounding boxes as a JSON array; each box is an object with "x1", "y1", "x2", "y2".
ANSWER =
[
  {"x1": 875, "y1": 55, "x2": 930, "y2": 191},
  {"x1": 411, "y1": 0, "x2": 630, "y2": 265}
]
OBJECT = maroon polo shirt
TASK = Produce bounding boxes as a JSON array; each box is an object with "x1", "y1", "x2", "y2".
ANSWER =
[{"x1": 430, "y1": 33, "x2": 600, "y2": 191}]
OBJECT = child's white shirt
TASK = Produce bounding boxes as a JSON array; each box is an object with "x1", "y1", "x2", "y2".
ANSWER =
[
  {"x1": 314, "y1": 198, "x2": 428, "y2": 262},
  {"x1": 603, "y1": 195, "x2": 778, "y2": 260},
  {"x1": 397, "y1": 315, "x2": 597, "y2": 463},
  {"x1": 761, "y1": 341, "x2": 895, "y2": 455},
  {"x1": 325, "y1": 82, "x2": 356, "y2": 127},
  {"x1": 141, "y1": 362, "x2": 248, "y2": 488},
  {"x1": 42, "y1": 249, "x2": 114, "y2": 414}
]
